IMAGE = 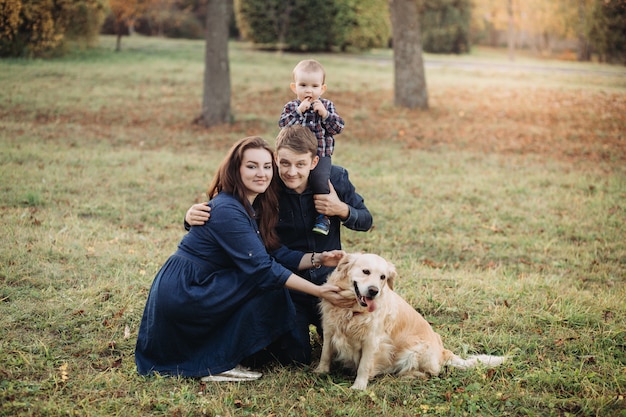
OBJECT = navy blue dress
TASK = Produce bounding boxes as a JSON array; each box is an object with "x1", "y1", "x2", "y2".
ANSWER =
[{"x1": 135, "y1": 192, "x2": 297, "y2": 377}]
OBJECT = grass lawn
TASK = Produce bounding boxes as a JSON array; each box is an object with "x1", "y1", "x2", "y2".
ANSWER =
[{"x1": 1, "y1": 35, "x2": 625, "y2": 416}]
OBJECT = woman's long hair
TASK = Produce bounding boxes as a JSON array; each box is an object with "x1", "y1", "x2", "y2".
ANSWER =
[{"x1": 207, "y1": 136, "x2": 281, "y2": 251}]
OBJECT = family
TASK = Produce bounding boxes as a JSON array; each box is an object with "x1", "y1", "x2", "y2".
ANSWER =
[{"x1": 135, "y1": 60, "x2": 373, "y2": 381}]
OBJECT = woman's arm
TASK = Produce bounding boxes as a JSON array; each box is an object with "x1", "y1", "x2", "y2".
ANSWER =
[
  {"x1": 189, "y1": 198, "x2": 354, "y2": 308},
  {"x1": 295, "y1": 250, "x2": 345, "y2": 271},
  {"x1": 288, "y1": 250, "x2": 353, "y2": 308},
  {"x1": 284, "y1": 274, "x2": 354, "y2": 308}
]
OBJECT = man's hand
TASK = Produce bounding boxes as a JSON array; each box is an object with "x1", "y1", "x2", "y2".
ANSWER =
[
  {"x1": 185, "y1": 202, "x2": 211, "y2": 226},
  {"x1": 313, "y1": 182, "x2": 349, "y2": 220}
]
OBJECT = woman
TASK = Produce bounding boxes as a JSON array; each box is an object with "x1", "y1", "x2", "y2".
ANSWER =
[{"x1": 135, "y1": 136, "x2": 350, "y2": 381}]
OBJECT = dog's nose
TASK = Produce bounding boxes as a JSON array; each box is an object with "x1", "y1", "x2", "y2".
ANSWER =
[{"x1": 367, "y1": 286, "x2": 379, "y2": 298}]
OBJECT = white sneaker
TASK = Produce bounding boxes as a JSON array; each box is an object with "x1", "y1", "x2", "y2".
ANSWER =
[{"x1": 201, "y1": 365, "x2": 262, "y2": 382}]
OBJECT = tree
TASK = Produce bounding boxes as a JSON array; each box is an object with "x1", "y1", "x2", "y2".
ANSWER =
[
  {"x1": 235, "y1": 0, "x2": 336, "y2": 52},
  {"x1": 108, "y1": 0, "x2": 153, "y2": 51},
  {"x1": 333, "y1": 0, "x2": 391, "y2": 51},
  {"x1": 0, "y1": 0, "x2": 105, "y2": 58},
  {"x1": 576, "y1": 0, "x2": 591, "y2": 61},
  {"x1": 195, "y1": 0, "x2": 232, "y2": 127},
  {"x1": 144, "y1": 0, "x2": 175, "y2": 37},
  {"x1": 389, "y1": 0, "x2": 428, "y2": 109},
  {"x1": 507, "y1": 0, "x2": 514, "y2": 60},
  {"x1": 420, "y1": 0, "x2": 471, "y2": 54},
  {"x1": 588, "y1": 0, "x2": 626, "y2": 64},
  {"x1": 234, "y1": 0, "x2": 390, "y2": 52}
]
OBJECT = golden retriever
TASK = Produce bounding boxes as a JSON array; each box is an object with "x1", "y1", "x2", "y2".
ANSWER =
[{"x1": 314, "y1": 253, "x2": 507, "y2": 390}]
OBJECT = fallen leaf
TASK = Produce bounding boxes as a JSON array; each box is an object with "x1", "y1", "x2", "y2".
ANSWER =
[{"x1": 59, "y1": 363, "x2": 69, "y2": 382}]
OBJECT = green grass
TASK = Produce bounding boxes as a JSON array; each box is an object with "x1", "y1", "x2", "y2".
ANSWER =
[{"x1": 1, "y1": 35, "x2": 625, "y2": 416}]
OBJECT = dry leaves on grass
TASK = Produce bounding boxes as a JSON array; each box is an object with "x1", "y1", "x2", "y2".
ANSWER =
[
  {"x1": 336, "y1": 88, "x2": 625, "y2": 166},
  {"x1": 6, "y1": 87, "x2": 624, "y2": 167}
]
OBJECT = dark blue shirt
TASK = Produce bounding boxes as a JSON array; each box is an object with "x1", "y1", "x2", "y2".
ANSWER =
[{"x1": 272, "y1": 164, "x2": 372, "y2": 285}]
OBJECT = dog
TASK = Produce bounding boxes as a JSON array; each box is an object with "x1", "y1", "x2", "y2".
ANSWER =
[{"x1": 314, "y1": 253, "x2": 507, "y2": 390}]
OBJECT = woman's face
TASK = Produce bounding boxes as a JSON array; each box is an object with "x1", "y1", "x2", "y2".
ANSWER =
[
  {"x1": 240, "y1": 148, "x2": 274, "y2": 203},
  {"x1": 276, "y1": 147, "x2": 318, "y2": 194}
]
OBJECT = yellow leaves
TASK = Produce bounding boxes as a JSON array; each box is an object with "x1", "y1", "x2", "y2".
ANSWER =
[
  {"x1": 108, "y1": 0, "x2": 155, "y2": 21},
  {"x1": 59, "y1": 362, "x2": 69, "y2": 382},
  {"x1": 472, "y1": 0, "x2": 579, "y2": 39},
  {"x1": 0, "y1": 0, "x2": 21, "y2": 40}
]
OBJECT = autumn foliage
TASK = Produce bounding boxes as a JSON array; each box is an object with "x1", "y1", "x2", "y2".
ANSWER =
[
  {"x1": 108, "y1": 0, "x2": 156, "y2": 51},
  {"x1": 0, "y1": 0, "x2": 105, "y2": 57}
]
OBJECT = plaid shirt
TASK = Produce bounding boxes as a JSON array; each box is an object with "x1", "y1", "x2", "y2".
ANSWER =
[{"x1": 278, "y1": 98, "x2": 344, "y2": 157}]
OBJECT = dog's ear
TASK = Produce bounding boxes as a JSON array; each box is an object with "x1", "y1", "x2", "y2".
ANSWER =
[
  {"x1": 336, "y1": 253, "x2": 356, "y2": 273},
  {"x1": 386, "y1": 261, "x2": 397, "y2": 291},
  {"x1": 329, "y1": 253, "x2": 356, "y2": 285}
]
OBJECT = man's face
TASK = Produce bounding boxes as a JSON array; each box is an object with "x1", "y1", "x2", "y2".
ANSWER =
[{"x1": 276, "y1": 148, "x2": 319, "y2": 194}]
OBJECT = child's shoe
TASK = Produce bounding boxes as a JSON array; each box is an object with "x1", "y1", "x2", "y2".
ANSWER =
[{"x1": 312, "y1": 214, "x2": 330, "y2": 235}]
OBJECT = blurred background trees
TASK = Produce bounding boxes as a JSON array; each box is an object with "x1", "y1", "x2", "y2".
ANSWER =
[
  {"x1": 420, "y1": 0, "x2": 471, "y2": 54},
  {"x1": 234, "y1": 0, "x2": 391, "y2": 52},
  {"x1": 2, "y1": 0, "x2": 624, "y2": 62},
  {"x1": 0, "y1": 0, "x2": 105, "y2": 57},
  {"x1": 470, "y1": 0, "x2": 625, "y2": 64}
]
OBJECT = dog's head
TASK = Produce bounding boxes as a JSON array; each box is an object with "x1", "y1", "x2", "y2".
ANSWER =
[{"x1": 329, "y1": 253, "x2": 397, "y2": 312}]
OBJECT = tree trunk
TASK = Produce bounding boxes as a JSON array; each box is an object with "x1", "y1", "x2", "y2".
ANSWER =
[
  {"x1": 275, "y1": 4, "x2": 293, "y2": 54},
  {"x1": 389, "y1": 0, "x2": 428, "y2": 110},
  {"x1": 507, "y1": 0, "x2": 515, "y2": 61},
  {"x1": 197, "y1": 0, "x2": 232, "y2": 127},
  {"x1": 576, "y1": 0, "x2": 591, "y2": 61},
  {"x1": 115, "y1": 19, "x2": 123, "y2": 52}
]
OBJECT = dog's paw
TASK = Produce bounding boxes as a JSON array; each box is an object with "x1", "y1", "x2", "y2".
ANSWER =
[
  {"x1": 314, "y1": 364, "x2": 329, "y2": 374},
  {"x1": 350, "y1": 381, "x2": 368, "y2": 390}
]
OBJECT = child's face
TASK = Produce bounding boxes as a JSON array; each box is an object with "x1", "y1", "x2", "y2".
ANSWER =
[{"x1": 290, "y1": 69, "x2": 327, "y2": 102}]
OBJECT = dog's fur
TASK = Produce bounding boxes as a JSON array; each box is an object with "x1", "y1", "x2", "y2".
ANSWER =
[{"x1": 314, "y1": 253, "x2": 507, "y2": 390}]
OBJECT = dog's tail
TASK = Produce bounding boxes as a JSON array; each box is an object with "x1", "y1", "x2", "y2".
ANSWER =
[{"x1": 443, "y1": 350, "x2": 507, "y2": 370}]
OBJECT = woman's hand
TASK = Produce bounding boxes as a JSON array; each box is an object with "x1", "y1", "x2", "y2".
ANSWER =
[
  {"x1": 318, "y1": 250, "x2": 346, "y2": 267},
  {"x1": 186, "y1": 203, "x2": 211, "y2": 226},
  {"x1": 318, "y1": 283, "x2": 355, "y2": 308}
]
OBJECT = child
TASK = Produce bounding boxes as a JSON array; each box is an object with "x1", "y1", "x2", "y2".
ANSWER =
[{"x1": 278, "y1": 59, "x2": 345, "y2": 235}]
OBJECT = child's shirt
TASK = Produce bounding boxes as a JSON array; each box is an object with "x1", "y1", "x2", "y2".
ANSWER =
[{"x1": 278, "y1": 98, "x2": 344, "y2": 157}]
